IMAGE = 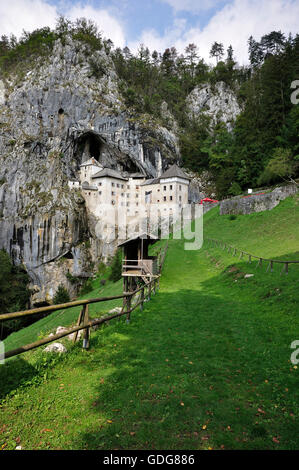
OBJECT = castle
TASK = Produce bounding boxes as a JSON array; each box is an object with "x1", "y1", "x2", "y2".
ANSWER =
[{"x1": 68, "y1": 158, "x2": 190, "y2": 226}]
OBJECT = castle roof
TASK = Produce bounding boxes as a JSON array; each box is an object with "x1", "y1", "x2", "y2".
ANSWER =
[
  {"x1": 117, "y1": 232, "x2": 159, "y2": 247},
  {"x1": 160, "y1": 164, "x2": 190, "y2": 181},
  {"x1": 80, "y1": 158, "x2": 102, "y2": 168},
  {"x1": 91, "y1": 168, "x2": 128, "y2": 181},
  {"x1": 141, "y1": 178, "x2": 160, "y2": 186}
]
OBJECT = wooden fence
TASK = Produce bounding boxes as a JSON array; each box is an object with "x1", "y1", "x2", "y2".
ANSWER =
[
  {"x1": 0, "y1": 242, "x2": 169, "y2": 361},
  {"x1": 207, "y1": 238, "x2": 299, "y2": 274}
]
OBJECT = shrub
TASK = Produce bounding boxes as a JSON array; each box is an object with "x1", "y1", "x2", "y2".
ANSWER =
[
  {"x1": 79, "y1": 279, "x2": 93, "y2": 296},
  {"x1": 53, "y1": 285, "x2": 70, "y2": 304},
  {"x1": 108, "y1": 249, "x2": 122, "y2": 282}
]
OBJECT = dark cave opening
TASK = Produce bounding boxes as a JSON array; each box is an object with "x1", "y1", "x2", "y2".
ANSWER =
[{"x1": 76, "y1": 132, "x2": 104, "y2": 164}]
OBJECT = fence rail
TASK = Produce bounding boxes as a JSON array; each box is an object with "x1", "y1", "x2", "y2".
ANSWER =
[
  {"x1": 206, "y1": 238, "x2": 299, "y2": 274},
  {"x1": 1, "y1": 241, "x2": 169, "y2": 361}
]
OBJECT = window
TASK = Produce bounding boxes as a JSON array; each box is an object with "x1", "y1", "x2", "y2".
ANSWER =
[
  {"x1": 99, "y1": 191, "x2": 102, "y2": 195},
  {"x1": 170, "y1": 185, "x2": 173, "y2": 190},
  {"x1": 179, "y1": 185, "x2": 182, "y2": 191},
  {"x1": 127, "y1": 193, "x2": 130, "y2": 198},
  {"x1": 179, "y1": 195, "x2": 182, "y2": 201},
  {"x1": 163, "y1": 196, "x2": 167, "y2": 201},
  {"x1": 136, "y1": 185, "x2": 139, "y2": 190},
  {"x1": 121, "y1": 184, "x2": 124, "y2": 189},
  {"x1": 170, "y1": 196, "x2": 173, "y2": 201},
  {"x1": 117, "y1": 184, "x2": 120, "y2": 188},
  {"x1": 111, "y1": 191, "x2": 115, "y2": 196},
  {"x1": 98, "y1": 182, "x2": 102, "y2": 186},
  {"x1": 121, "y1": 193, "x2": 124, "y2": 197},
  {"x1": 111, "y1": 200, "x2": 115, "y2": 205},
  {"x1": 163, "y1": 186, "x2": 166, "y2": 191},
  {"x1": 111, "y1": 182, "x2": 115, "y2": 187},
  {"x1": 136, "y1": 194, "x2": 138, "y2": 198}
]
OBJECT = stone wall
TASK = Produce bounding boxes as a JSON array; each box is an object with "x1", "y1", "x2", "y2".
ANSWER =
[{"x1": 220, "y1": 185, "x2": 298, "y2": 215}]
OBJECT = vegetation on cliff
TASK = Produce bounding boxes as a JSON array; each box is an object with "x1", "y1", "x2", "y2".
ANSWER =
[{"x1": 0, "y1": 18, "x2": 298, "y2": 198}]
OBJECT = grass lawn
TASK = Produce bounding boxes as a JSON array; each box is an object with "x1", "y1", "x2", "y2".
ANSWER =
[{"x1": 0, "y1": 195, "x2": 298, "y2": 450}]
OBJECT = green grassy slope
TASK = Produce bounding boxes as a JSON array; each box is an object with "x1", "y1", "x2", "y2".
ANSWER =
[{"x1": 0, "y1": 195, "x2": 298, "y2": 450}]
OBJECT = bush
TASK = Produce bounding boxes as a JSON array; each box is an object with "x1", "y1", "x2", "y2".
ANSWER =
[
  {"x1": 79, "y1": 279, "x2": 93, "y2": 296},
  {"x1": 53, "y1": 285, "x2": 70, "y2": 304},
  {"x1": 108, "y1": 249, "x2": 122, "y2": 282}
]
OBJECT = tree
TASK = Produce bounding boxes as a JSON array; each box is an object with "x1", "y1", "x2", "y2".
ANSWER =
[
  {"x1": 53, "y1": 285, "x2": 70, "y2": 304},
  {"x1": 262, "y1": 147, "x2": 297, "y2": 183},
  {"x1": 261, "y1": 31, "x2": 286, "y2": 56},
  {"x1": 185, "y1": 43, "x2": 199, "y2": 78},
  {"x1": 209, "y1": 41, "x2": 224, "y2": 64},
  {"x1": 248, "y1": 35, "x2": 264, "y2": 68},
  {"x1": 109, "y1": 249, "x2": 122, "y2": 282}
]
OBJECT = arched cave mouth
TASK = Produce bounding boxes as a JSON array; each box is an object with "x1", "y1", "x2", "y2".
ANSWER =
[
  {"x1": 61, "y1": 251, "x2": 74, "y2": 260},
  {"x1": 75, "y1": 131, "x2": 104, "y2": 164}
]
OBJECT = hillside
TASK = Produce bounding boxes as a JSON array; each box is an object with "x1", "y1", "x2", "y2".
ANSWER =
[
  {"x1": 0, "y1": 195, "x2": 298, "y2": 450},
  {"x1": 1, "y1": 22, "x2": 298, "y2": 309}
]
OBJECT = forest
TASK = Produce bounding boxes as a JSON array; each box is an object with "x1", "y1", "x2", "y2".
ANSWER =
[{"x1": 0, "y1": 18, "x2": 298, "y2": 197}]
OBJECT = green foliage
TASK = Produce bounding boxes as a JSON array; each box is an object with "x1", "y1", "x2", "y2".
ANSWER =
[
  {"x1": 258, "y1": 147, "x2": 298, "y2": 185},
  {"x1": 0, "y1": 250, "x2": 31, "y2": 338},
  {"x1": 53, "y1": 284, "x2": 70, "y2": 305},
  {"x1": 108, "y1": 249, "x2": 122, "y2": 282},
  {"x1": 228, "y1": 181, "x2": 242, "y2": 196},
  {"x1": 79, "y1": 279, "x2": 93, "y2": 296},
  {"x1": 0, "y1": 249, "x2": 30, "y2": 313},
  {"x1": 1, "y1": 201, "x2": 298, "y2": 450}
]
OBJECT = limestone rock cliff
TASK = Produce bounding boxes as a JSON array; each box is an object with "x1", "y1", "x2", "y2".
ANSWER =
[
  {"x1": 0, "y1": 36, "x2": 180, "y2": 305},
  {"x1": 186, "y1": 81, "x2": 241, "y2": 131}
]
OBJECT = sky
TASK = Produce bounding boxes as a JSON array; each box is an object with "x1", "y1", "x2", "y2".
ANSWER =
[{"x1": 0, "y1": 0, "x2": 298, "y2": 64}]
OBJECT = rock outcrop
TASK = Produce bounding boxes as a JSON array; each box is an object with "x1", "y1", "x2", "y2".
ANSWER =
[
  {"x1": 186, "y1": 81, "x2": 241, "y2": 131},
  {"x1": 0, "y1": 36, "x2": 180, "y2": 305}
]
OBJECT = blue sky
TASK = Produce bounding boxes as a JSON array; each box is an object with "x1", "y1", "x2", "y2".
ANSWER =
[
  {"x1": 0, "y1": 0, "x2": 299, "y2": 64},
  {"x1": 44, "y1": 0, "x2": 228, "y2": 43}
]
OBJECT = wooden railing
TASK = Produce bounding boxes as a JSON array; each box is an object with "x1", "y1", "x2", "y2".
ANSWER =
[
  {"x1": 0, "y1": 276, "x2": 160, "y2": 360},
  {"x1": 207, "y1": 238, "x2": 299, "y2": 274},
  {"x1": 1, "y1": 242, "x2": 169, "y2": 361}
]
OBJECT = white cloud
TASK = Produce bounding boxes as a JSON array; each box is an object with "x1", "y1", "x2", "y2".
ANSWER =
[
  {"x1": 161, "y1": 0, "x2": 224, "y2": 13},
  {"x1": 0, "y1": 0, "x2": 57, "y2": 37},
  {"x1": 130, "y1": 0, "x2": 299, "y2": 65},
  {"x1": 67, "y1": 5, "x2": 126, "y2": 48},
  {"x1": 0, "y1": 1, "x2": 126, "y2": 48}
]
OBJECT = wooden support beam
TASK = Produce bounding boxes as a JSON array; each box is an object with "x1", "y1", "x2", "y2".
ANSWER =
[{"x1": 82, "y1": 305, "x2": 90, "y2": 350}]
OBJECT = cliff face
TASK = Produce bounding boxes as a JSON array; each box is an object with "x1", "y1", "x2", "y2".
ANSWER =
[
  {"x1": 0, "y1": 36, "x2": 240, "y2": 305},
  {"x1": 0, "y1": 36, "x2": 180, "y2": 305},
  {"x1": 186, "y1": 81, "x2": 241, "y2": 131}
]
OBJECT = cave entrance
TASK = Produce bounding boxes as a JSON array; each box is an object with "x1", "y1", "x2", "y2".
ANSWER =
[{"x1": 77, "y1": 132, "x2": 104, "y2": 164}]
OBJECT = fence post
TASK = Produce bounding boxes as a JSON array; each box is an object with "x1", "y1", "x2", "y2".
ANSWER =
[
  {"x1": 73, "y1": 308, "x2": 84, "y2": 344},
  {"x1": 140, "y1": 287, "x2": 144, "y2": 311},
  {"x1": 126, "y1": 292, "x2": 131, "y2": 324},
  {"x1": 82, "y1": 304, "x2": 90, "y2": 350}
]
